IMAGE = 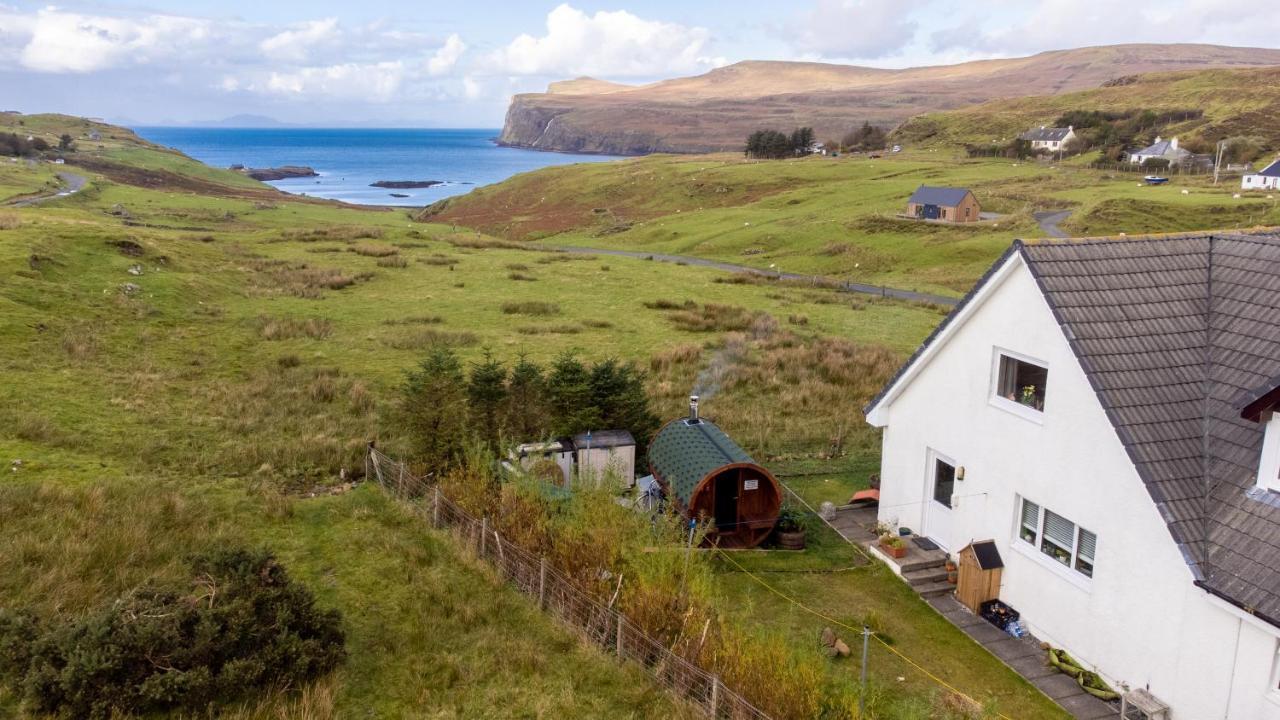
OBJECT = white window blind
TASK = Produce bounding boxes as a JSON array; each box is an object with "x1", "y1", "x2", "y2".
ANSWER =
[
  {"x1": 1021, "y1": 499, "x2": 1040, "y2": 529},
  {"x1": 1044, "y1": 510, "x2": 1075, "y2": 547},
  {"x1": 1077, "y1": 529, "x2": 1096, "y2": 560}
]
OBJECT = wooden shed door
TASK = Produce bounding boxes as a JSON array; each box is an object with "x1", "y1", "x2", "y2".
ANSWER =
[{"x1": 714, "y1": 474, "x2": 738, "y2": 530}]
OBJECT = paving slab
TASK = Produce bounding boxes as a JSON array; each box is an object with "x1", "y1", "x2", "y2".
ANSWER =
[
  {"x1": 926, "y1": 595, "x2": 962, "y2": 613},
  {"x1": 961, "y1": 620, "x2": 1010, "y2": 644},
  {"x1": 942, "y1": 609, "x2": 986, "y2": 628},
  {"x1": 987, "y1": 637, "x2": 1042, "y2": 663},
  {"x1": 1056, "y1": 692, "x2": 1119, "y2": 719},
  {"x1": 1007, "y1": 652, "x2": 1058, "y2": 680},
  {"x1": 1034, "y1": 672, "x2": 1090, "y2": 700}
]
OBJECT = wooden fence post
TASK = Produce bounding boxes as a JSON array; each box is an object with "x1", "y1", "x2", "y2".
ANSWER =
[
  {"x1": 616, "y1": 614, "x2": 624, "y2": 657},
  {"x1": 432, "y1": 487, "x2": 441, "y2": 528},
  {"x1": 480, "y1": 517, "x2": 488, "y2": 557},
  {"x1": 709, "y1": 676, "x2": 719, "y2": 717},
  {"x1": 539, "y1": 557, "x2": 548, "y2": 610}
]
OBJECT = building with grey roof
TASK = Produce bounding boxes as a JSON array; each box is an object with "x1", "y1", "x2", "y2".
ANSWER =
[
  {"x1": 864, "y1": 232, "x2": 1280, "y2": 718},
  {"x1": 1018, "y1": 125, "x2": 1076, "y2": 153}
]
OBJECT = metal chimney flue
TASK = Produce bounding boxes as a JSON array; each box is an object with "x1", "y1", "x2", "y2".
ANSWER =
[{"x1": 689, "y1": 395, "x2": 700, "y2": 424}]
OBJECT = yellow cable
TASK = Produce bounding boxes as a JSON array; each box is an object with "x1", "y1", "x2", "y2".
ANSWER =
[{"x1": 714, "y1": 548, "x2": 1016, "y2": 720}]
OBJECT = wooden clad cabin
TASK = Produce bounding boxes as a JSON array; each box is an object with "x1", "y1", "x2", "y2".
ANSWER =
[
  {"x1": 648, "y1": 397, "x2": 782, "y2": 548},
  {"x1": 905, "y1": 185, "x2": 981, "y2": 223},
  {"x1": 957, "y1": 540, "x2": 1004, "y2": 613}
]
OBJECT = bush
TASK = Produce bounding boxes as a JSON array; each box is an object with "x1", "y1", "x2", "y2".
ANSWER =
[{"x1": 0, "y1": 548, "x2": 344, "y2": 719}]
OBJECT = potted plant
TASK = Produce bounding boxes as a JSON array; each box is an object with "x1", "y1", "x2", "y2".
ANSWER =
[
  {"x1": 879, "y1": 533, "x2": 908, "y2": 559},
  {"x1": 776, "y1": 504, "x2": 807, "y2": 550},
  {"x1": 945, "y1": 558, "x2": 959, "y2": 584}
]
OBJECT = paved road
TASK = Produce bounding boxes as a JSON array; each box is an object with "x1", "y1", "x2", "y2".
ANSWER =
[
  {"x1": 7, "y1": 171, "x2": 88, "y2": 207},
  {"x1": 1033, "y1": 210, "x2": 1072, "y2": 239},
  {"x1": 554, "y1": 245, "x2": 960, "y2": 307}
]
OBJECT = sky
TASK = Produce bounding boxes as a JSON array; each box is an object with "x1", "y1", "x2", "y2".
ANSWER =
[{"x1": 2, "y1": 0, "x2": 1279, "y2": 127}]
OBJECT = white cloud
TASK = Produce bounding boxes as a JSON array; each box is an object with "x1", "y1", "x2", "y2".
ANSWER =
[
  {"x1": 427, "y1": 33, "x2": 465, "y2": 76},
  {"x1": 260, "y1": 18, "x2": 339, "y2": 62},
  {"x1": 487, "y1": 4, "x2": 722, "y2": 77},
  {"x1": 784, "y1": 0, "x2": 921, "y2": 60},
  {"x1": 252, "y1": 61, "x2": 408, "y2": 102},
  {"x1": 18, "y1": 7, "x2": 213, "y2": 73}
]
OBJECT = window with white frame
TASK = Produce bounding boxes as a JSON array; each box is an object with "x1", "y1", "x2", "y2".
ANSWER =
[
  {"x1": 1017, "y1": 497, "x2": 1096, "y2": 579},
  {"x1": 996, "y1": 353, "x2": 1048, "y2": 412}
]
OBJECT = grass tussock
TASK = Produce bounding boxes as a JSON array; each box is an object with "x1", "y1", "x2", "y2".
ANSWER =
[
  {"x1": 382, "y1": 327, "x2": 479, "y2": 349},
  {"x1": 349, "y1": 242, "x2": 399, "y2": 258},
  {"x1": 256, "y1": 316, "x2": 333, "y2": 341},
  {"x1": 515, "y1": 324, "x2": 581, "y2": 335},
  {"x1": 507, "y1": 271, "x2": 537, "y2": 281},
  {"x1": 445, "y1": 235, "x2": 531, "y2": 251},
  {"x1": 60, "y1": 323, "x2": 100, "y2": 361},
  {"x1": 247, "y1": 259, "x2": 373, "y2": 298},
  {"x1": 582, "y1": 319, "x2": 613, "y2": 329},
  {"x1": 642, "y1": 298, "x2": 696, "y2": 311},
  {"x1": 500, "y1": 301, "x2": 560, "y2": 316},
  {"x1": 280, "y1": 226, "x2": 384, "y2": 242},
  {"x1": 0, "y1": 212, "x2": 21, "y2": 230},
  {"x1": 419, "y1": 255, "x2": 459, "y2": 266},
  {"x1": 667, "y1": 303, "x2": 771, "y2": 333},
  {"x1": 382, "y1": 315, "x2": 443, "y2": 326},
  {"x1": 376, "y1": 255, "x2": 409, "y2": 268}
]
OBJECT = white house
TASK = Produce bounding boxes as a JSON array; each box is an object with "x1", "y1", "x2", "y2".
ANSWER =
[
  {"x1": 864, "y1": 233, "x2": 1280, "y2": 719},
  {"x1": 1244, "y1": 159, "x2": 1280, "y2": 191},
  {"x1": 1128, "y1": 136, "x2": 1191, "y2": 166},
  {"x1": 1017, "y1": 125, "x2": 1076, "y2": 153}
]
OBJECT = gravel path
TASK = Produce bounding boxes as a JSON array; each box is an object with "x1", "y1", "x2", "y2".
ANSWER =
[
  {"x1": 7, "y1": 171, "x2": 88, "y2": 207},
  {"x1": 554, "y1": 245, "x2": 960, "y2": 307}
]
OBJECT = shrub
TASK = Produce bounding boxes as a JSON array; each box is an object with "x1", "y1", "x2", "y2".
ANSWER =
[
  {"x1": 501, "y1": 301, "x2": 560, "y2": 316},
  {"x1": 0, "y1": 549, "x2": 344, "y2": 719}
]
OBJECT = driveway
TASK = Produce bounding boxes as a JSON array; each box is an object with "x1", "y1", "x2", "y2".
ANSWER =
[
  {"x1": 7, "y1": 171, "x2": 88, "y2": 207},
  {"x1": 1034, "y1": 210, "x2": 1072, "y2": 239},
  {"x1": 554, "y1": 245, "x2": 959, "y2": 307}
]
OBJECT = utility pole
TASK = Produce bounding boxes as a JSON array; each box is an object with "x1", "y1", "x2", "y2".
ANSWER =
[{"x1": 1214, "y1": 140, "x2": 1227, "y2": 186}]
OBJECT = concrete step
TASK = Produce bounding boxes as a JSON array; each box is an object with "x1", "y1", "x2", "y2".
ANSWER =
[
  {"x1": 898, "y1": 555, "x2": 947, "y2": 573},
  {"x1": 914, "y1": 581, "x2": 955, "y2": 599},
  {"x1": 904, "y1": 567, "x2": 949, "y2": 586}
]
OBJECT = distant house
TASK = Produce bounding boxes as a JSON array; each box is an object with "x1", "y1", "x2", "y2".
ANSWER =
[
  {"x1": 1018, "y1": 125, "x2": 1076, "y2": 153},
  {"x1": 1243, "y1": 158, "x2": 1280, "y2": 191},
  {"x1": 905, "y1": 186, "x2": 981, "y2": 223},
  {"x1": 864, "y1": 232, "x2": 1280, "y2": 719},
  {"x1": 1128, "y1": 136, "x2": 1191, "y2": 166}
]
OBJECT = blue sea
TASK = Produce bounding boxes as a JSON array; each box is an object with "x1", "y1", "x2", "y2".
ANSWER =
[{"x1": 132, "y1": 127, "x2": 622, "y2": 207}]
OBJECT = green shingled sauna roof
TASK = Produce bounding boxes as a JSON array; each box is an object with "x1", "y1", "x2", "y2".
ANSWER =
[{"x1": 648, "y1": 419, "x2": 755, "y2": 505}]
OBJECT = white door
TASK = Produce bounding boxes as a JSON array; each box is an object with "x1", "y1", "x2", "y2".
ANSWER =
[{"x1": 922, "y1": 450, "x2": 957, "y2": 550}]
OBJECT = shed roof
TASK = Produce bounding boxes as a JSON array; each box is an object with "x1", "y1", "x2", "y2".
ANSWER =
[
  {"x1": 907, "y1": 185, "x2": 973, "y2": 208},
  {"x1": 570, "y1": 429, "x2": 635, "y2": 450},
  {"x1": 966, "y1": 540, "x2": 1004, "y2": 570},
  {"x1": 867, "y1": 232, "x2": 1280, "y2": 627},
  {"x1": 648, "y1": 418, "x2": 754, "y2": 505}
]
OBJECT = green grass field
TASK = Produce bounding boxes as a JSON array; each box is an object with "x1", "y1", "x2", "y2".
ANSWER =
[
  {"x1": 426, "y1": 147, "x2": 1280, "y2": 297},
  {"x1": 0, "y1": 114, "x2": 1079, "y2": 718}
]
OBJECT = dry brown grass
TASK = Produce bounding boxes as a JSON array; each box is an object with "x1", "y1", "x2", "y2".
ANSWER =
[
  {"x1": 507, "y1": 271, "x2": 537, "y2": 281},
  {"x1": 444, "y1": 235, "x2": 532, "y2": 250},
  {"x1": 382, "y1": 327, "x2": 479, "y2": 349},
  {"x1": 349, "y1": 242, "x2": 399, "y2": 258},
  {"x1": 375, "y1": 256, "x2": 409, "y2": 268},
  {"x1": 516, "y1": 324, "x2": 581, "y2": 335},
  {"x1": 60, "y1": 322, "x2": 100, "y2": 361},
  {"x1": 0, "y1": 212, "x2": 21, "y2": 230},
  {"x1": 642, "y1": 298, "x2": 695, "y2": 311},
  {"x1": 667, "y1": 303, "x2": 768, "y2": 333},
  {"x1": 382, "y1": 315, "x2": 443, "y2": 326},
  {"x1": 419, "y1": 255, "x2": 459, "y2": 266},
  {"x1": 501, "y1": 301, "x2": 560, "y2": 316},
  {"x1": 280, "y1": 226, "x2": 383, "y2": 242},
  {"x1": 256, "y1": 316, "x2": 333, "y2": 341},
  {"x1": 247, "y1": 259, "x2": 373, "y2": 298}
]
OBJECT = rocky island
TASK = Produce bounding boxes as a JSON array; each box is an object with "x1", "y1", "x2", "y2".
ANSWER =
[
  {"x1": 370, "y1": 180, "x2": 443, "y2": 189},
  {"x1": 236, "y1": 165, "x2": 319, "y2": 181}
]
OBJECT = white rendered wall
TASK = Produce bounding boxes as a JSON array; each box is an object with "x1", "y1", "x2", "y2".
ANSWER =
[{"x1": 871, "y1": 258, "x2": 1280, "y2": 718}]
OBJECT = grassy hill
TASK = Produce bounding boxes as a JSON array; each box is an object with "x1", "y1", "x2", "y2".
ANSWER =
[
  {"x1": 894, "y1": 66, "x2": 1280, "y2": 150},
  {"x1": 423, "y1": 149, "x2": 1280, "y2": 296},
  {"x1": 499, "y1": 44, "x2": 1280, "y2": 155},
  {"x1": 0, "y1": 114, "x2": 1076, "y2": 718}
]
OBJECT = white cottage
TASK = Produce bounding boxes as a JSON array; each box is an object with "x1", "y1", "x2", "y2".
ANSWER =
[
  {"x1": 865, "y1": 233, "x2": 1280, "y2": 719},
  {"x1": 1018, "y1": 125, "x2": 1076, "y2": 153},
  {"x1": 1244, "y1": 159, "x2": 1280, "y2": 191}
]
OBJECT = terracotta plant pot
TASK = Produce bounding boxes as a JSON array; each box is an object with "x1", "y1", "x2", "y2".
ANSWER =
[
  {"x1": 777, "y1": 529, "x2": 806, "y2": 550},
  {"x1": 947, "y1": 570, "x2": 958, "y2": 584},
  {"x1": 880, "y1": 541, "x2": 907, "y2": 559}
]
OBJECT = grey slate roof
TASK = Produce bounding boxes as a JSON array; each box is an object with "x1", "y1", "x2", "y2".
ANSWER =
[
  {"x1": 1254, "y1": 159, "x2": 1280, "y2": 178},
  {"x1": 870, "y1": 232, "x2": 1280, "y2": 625},
  {"x1": 1018, "y1": 126, "x2": 1072, "y2": 142},
  {"x1": 907, "y1": 185, "x2": 973, "y2": 208},
  {"x1": 1131, "y1": 138, "x2": 1190, "y2": 159}
]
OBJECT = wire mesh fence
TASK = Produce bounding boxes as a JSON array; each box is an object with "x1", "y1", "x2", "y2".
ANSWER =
[{"x1": 366, "y1": 446, "x2": 772, "y2": 720}]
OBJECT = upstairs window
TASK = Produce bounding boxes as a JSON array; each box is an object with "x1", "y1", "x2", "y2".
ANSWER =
[
  {"x1": 997, "y1": 353, "x2": 1048, "y2": 412},
  {"x1": 1017, "y1": 497, "x2": 1096, "y2": 579}
]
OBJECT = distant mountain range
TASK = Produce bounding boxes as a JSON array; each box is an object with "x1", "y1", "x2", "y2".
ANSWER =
[
  {"x1": 120, "y1": 114, "x2": 477, "y2": 129},
  {"x1": 498, "y1": 43, "x2": 1280, "y2": 155}
]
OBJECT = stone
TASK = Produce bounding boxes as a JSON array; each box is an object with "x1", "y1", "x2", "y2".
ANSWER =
[
  {"x1": 819, "y1": 626, "x2": 836, "y2": 648},
  {"x1": 833, "y1": 639, "x2": 851, "y2": 657},
  {"x1": 120, "y1": 282, "x2": 141, "y2": 295},
  {"x1": 127, "y1": 265, "x2": 143, "y2": 276},
  {"x1": 819, "y1": 501, "x2": 836, "y2": 521}
]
